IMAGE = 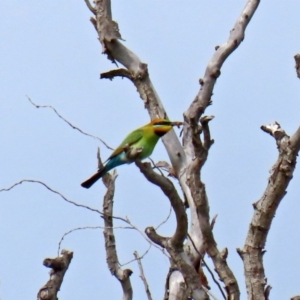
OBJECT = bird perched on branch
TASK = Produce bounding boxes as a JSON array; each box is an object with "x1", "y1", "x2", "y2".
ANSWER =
[{"x1": 81, "y1": 118, "x2": 182, "y2": 188}]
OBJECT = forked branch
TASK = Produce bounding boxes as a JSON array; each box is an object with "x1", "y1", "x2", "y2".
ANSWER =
[
  {"x1": 182, "y1": 1, "x2": 261, "y2": 299},
  {"x1": 237, "y1": 122, "x2": 300, "y2": 299},
  {"x1": 84, "y1": 0, "x2": 185, "y2": 176},
  {"x1": 135, "y1": 161, "x2": 187, "y2": 248},
  {"x1": 135, "y1": 161, "x2": 208, "y2": 300}
]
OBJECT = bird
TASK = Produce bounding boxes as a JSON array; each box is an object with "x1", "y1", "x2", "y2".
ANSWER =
[{"x1": 81, "y1": 118, "x2": 182, "y2": 188}]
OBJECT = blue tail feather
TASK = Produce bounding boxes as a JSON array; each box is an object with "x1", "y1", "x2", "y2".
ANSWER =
[{"x1": 81, "y1": 153, "x2": 128, "y2": 188}]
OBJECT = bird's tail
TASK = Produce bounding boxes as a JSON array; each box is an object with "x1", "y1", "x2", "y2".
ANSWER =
[
  {"x1": 81, "y1": 156, "x2": 126, "y2": 188},
  {"x1": 81, "y1": 168, "x2": 107, "y2": 189}
]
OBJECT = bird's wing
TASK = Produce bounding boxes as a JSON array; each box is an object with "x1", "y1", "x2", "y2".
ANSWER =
[{"x1": 108, "y1": 129, "x2": 144, "y2": 160}]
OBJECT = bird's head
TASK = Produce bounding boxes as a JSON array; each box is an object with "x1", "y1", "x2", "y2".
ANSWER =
[{"x1": 150, "y1": 118, "x2": 183, "y2": 137}]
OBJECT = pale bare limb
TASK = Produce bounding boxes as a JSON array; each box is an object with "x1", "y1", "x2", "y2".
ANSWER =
[
  {"x1": 237, "y1": 122, "x2": 300, "y2": 300},
  {"x1": 181, "y1": 1, "x2": 261, "y2": 298},
  {"x1": 184, "y1": 0, "x2": 260, "y2": 123},
  {"x1": 133, "y1": 251, "x2": 153, "y2": 300},
  {"x1": 85, "y1": 0, "x2": 205, "y2": 277},
  {"x1": 37, "y1": 250, "x2": 73, "y2": 300},
  {"x1": 135, "y1": 161, "x2": 208, "y2": 300},
  {"x1": 26, "y1": 96, "x2": 113, "y2": 150},
  {"x1": 135, "y1": 161, "x2": 187, "y2": 247},
  {"x1": 85, "y1": 1, "x2": 261, "y2": 299},
  {"x1": 102, "y1": 171, "x2": 133, "y2": 300},
  {"x1": 290, "y1": 125, "x2": 300, "y2": 150},
  {"x1": 183, "y1": 114, "x2": 239, "y2": 298},
  {"x1": 89, "y1": 0, "x2": 185, "y2": 176}
]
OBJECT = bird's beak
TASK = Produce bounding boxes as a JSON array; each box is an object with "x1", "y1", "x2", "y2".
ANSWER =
[{"x1": 171, "y1": 121, "x2": 183, "y2": 128}]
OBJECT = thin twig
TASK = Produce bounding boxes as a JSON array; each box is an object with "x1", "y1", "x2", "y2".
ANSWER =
[
  {"x1": 57, "y1": 225, "x2": 134, "y2": 255},
  {"x1": 2, "y1": 178, "x2": 171, "y2": 263},
  {"x1": 133, "y1": 251, "x2": 153, "y2": 300},
  {"x1": 187, "y1": 233, "x2": 226, "y2": 300},
  {"x1": 26, "y1": 96, "x2": 113, "y2": 150},
  {"x1": 148, "y1": 157, "x2": 164, "y2": 176},
  {"x1": 210, "y1": 214, "x2": 218, "y2": 230},
  {"x1": 0, "y1": 179, "x2": 102, "y2": 215},
  {"x1": 0, "y1": 179, "x2": 154, "y2": 238},
  {"x1": 155, "y1": 204, "x2": 172, "y2": 230},
  {"x1": 120, "y1": 244, "x2": 153, "y2": 267}
]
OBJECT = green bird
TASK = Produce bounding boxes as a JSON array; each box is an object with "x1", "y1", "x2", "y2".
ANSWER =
[{"x1": 81, "y1": 118, "x2": 182, "y2": 188}]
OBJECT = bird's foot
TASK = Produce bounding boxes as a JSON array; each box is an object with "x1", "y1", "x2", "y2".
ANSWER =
[{"x1": 125, "y1": 147, "x2": 143, "y2": 160}]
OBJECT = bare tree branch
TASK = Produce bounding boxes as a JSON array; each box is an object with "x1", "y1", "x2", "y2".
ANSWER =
[
  {"x1": 200, "y1": 115, "x2": 215, "y2": 150},
  {"x1": 101, "y1": 68, "x2": 132, "y2": 81},
  {"x1": 184, "y1": 0, "x2": 260, "y2": 123},
  {"x1": 84, "y1": 0, "x2": 96, "y2": 14},
  {"x1": 237, "y1": 122, "x2": 300, "y2": 300},
  {"x1": 294, "y1": 53, "x2": 300, "y2": 79},
  {"x1": 86, "y1": 0, "x2": 206, "y2": 272},
  {"x1": 135, "y1": 161, "x2": 208, "y2": 300},
  {"x1": 37, "y1": 250, "x2": 73, "y2": 300},
  {"x1": 85, "y1": 1, "x2": 261, "y2": 299},
  {"x1": 135, "y1": 161, "x2": 187, "y2": 248},
  {"x1": 90, "y1": 0, "x2": 186, "y2": 176},
  {"x1": 102, "y1": 171, "x2": 133, "y2": 300},
  {"x1": 26, "y1": 96, "x2": 113, "y2": 150},
  {"x1": 290, "y1": 125, "x2": 300, "y2": 150},
  {"x1": 181, "y1": 1, "x2": 261, "y2": 299},
  {"x1": 133, "y1": 251, "x2": 153, "y2": 300},
  {"x1": 183, "y1": 116, "x2": 240, "y2": 299}
]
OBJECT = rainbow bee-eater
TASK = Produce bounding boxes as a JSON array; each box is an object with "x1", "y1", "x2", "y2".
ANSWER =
[{"x1": 81, "y1": 118, "x2": 182, "y2": 188}]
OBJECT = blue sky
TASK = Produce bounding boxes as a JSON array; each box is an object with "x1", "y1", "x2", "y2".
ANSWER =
[{"x1": 1, "y1": 1, "x2": 300, "y2": 299}]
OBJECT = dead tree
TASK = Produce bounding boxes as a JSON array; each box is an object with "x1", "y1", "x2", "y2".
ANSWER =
[{"x1": 80, "y1": 0, "x2": 300, "y2": 299}]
